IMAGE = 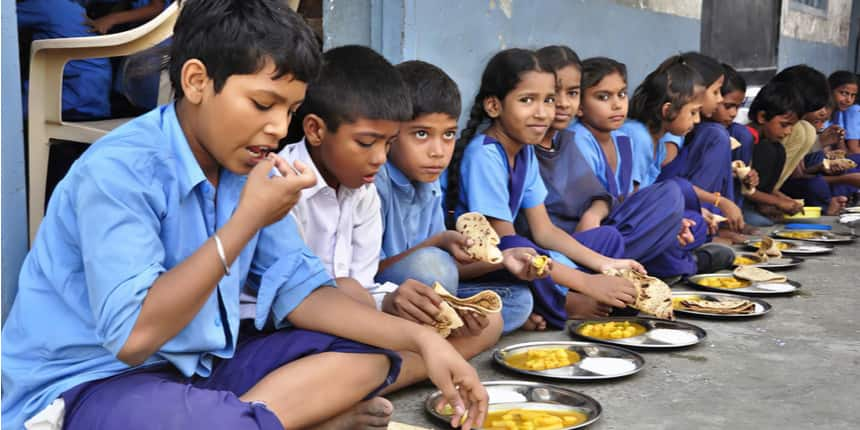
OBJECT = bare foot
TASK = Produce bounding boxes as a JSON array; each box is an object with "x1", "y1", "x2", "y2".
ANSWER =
[
  {"x1": 521, "y1": 313, "x2": 547, "y2": 331},
  {"x1": 717, "y1": 229, "x2": 747, "y2": 244},
  {"x1": 317, "y1": 397, "x2": 393, "y2": 430},
  {"x1": 826, "y1": 196, "x2": 848, "y2": 215},
  {"x1": 565, "y1": 292, "x2": 612, "y2": 319}
]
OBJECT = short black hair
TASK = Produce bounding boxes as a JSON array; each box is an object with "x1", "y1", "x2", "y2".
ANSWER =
[
  {"x1": 580, "y1": 57, "x2": 627, "y2": 91},
  {"x1": 297, "y1": 45, "x2": 412, "y2": 132},
  {"x1": 396, "y1": 60, "x2": 461, "y2": 120},
  {"x1": 828, "y1": 70, "x2": 860, "y2": 92},
  {"x1": 678, "y1": 52, "x2": 723, "y2": 87},
  {"x1": 536, "y1": 45, "x2": 582, "y2": 74},
  {"x1": 721, "y1": 63, "x2": 746, "y2": 95},
  {"x1": 771, "y1": 65, "x2": 829, "y2": 114},
  {"x1": 169, "y1": 0, "x2": 321, "y2": 99},
  {"x1": 748, "y1": 81, "x2": 804, "y2": 123}
]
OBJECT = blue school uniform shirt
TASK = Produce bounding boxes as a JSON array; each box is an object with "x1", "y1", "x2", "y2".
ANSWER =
[
  {"x1": 1, "y1": 103, "x2": 332, "y2": 430},
  {"x1": 571, "y1": 122, "x2": 634, "y2": 196},
  {"x1": 375, "y1": 162, "x2": 446, "y2": 258},
  {"x1": 18, "y1": 0, "x2": 113, "y2": 119},
  {"x1": 449, "y1": 134, "x2": 548, "y2": 222},
  {"x1": 620, "y1": 120, "x2": 663, "y2": 188},
  {"x1": 833, "y1": 105, "x2": 860, "y2": 140}
]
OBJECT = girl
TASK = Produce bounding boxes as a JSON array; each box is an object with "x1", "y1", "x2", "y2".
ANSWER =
[
  {"x1": 711, "y1": 63, "x2": 760, "y2": 209},
  {"x1": 444, "y1": 48, "x2": 639, "y2": 330},
  {"x1": 828, "y1": 71, "x2": 859, "y2": 154},
  {"x1": 657, "y1": 52, "x2": 746, "y2": 237}
]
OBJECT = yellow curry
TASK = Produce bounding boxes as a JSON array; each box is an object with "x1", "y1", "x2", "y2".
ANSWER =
[
  {"x1": 752, "y1": 241, "x2": 790, "y2": 250},
  {"x1": 733, "y1": 256, "x2": 760, "y2": 266},
  {"x1": 503, "y1": 348, "x2": 581, "y2": 371},
  {"x1": 577, "y1": 321, "x2": 646, "y2": 339},
  {"x1": 696, "y1": 277, "x2": 750, "y2": 289},
  {"x1": 483, "y1": 408, "x2": 587, "y2": 430},
  {"x1": 778, "y1": 231, "x2": 822, "y2": 240}
]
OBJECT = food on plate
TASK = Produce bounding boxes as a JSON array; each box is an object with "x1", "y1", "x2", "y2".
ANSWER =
[
  {"x1": 603, "y1": 268, "x2": 674, "y2": 320},
  {"x1": 503, "y1": 348, "x2": 581, "y2": 371},
  {"x1": 733, "y1": 254, "x2": 762, "y2": 266},
  {"x1": 673, "y1": 296, "x2": 756, "y2": 314},
  {"x1": 695, "y1": 276, "x2": 751, "y2": 289},
  {"x1": 483, "y1": 408, "x2": 587, "y2": 430},
  {"x1": 753, "y1": 237, "x2": 788, "y2": 255},
  {"x1": 777, "y1": 231, "x2": 823, "y2": 240},
  {"x1": 456, "y1": 212, "x2": 503, "y2": 263},
  {"x1": 733, "y1": 266, "x2": 787, "y2": 283},
  {"x1": 577, "y1": 321, "x2": 647, "y2": 339}
]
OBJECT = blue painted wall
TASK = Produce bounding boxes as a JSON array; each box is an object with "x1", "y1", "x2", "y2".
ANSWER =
[
  {"x1": 779, "y1": 37, "x2": 854, "y2": 75},
  {"x1": 325, "y1": 0, "x2": 700, "y2": 124},
  {"x1": 2, "y1": 0, "x2": 27, "y2": 323}
]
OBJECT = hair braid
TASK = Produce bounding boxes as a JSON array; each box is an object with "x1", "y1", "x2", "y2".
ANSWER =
[{"x1": 444, "y1": 100, "x2": 486, "y2": 228}]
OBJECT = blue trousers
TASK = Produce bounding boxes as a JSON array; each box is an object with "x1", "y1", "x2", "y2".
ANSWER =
[{"x1": 375, "y1": 247, "x2": 532, "y2": 335}]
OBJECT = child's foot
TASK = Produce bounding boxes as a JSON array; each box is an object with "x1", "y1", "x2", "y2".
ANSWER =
[
  {"x1": 565, "y1": 292, "x2": 612, "y2": 319},
  {"x1": 521, "y1": 313, "x2": 547, "y2": 331},
  {"x1": 317, "y1": 397, "x2": 393, "y2": 430},
  {"x1": 693, "y1": 243, "x2": 735, "y2": 273},
  {"x1": 717, "y1": 228, "x2": 748, "y2": 244},
  {"x1": 826, "y1": 196, "x2": 849, "y2": 215}
]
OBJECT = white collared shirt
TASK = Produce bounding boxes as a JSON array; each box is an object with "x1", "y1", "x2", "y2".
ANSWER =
[{"x1": 279, "y1": 140, "x2": 397, "y2": 309}]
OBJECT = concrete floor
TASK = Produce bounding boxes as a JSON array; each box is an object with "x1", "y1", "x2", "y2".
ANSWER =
[{"x1": 387, "y1": 218, "x2": 860, "y2": 430}]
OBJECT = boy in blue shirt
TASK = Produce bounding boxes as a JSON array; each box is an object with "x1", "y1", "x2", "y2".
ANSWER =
[
  {"x1": 1, "y1": 2, "x2": 487, "y2": 429},
  {"x1": 375, "y1": 61, "x2": 540, "y2": 337}
]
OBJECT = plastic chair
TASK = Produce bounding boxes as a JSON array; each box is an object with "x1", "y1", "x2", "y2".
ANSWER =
[{"x1": 26, "y1": 2, "x2": 180, "y2": 244}]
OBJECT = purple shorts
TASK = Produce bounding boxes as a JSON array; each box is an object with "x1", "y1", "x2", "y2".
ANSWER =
[{"x1": 60, "y1": 326, "x2": 402, "y2": 430}]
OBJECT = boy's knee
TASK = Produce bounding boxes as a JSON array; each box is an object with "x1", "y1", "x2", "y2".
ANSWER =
[{"x1": 403, "y1": 247, "x2": 459, "y2": 293}]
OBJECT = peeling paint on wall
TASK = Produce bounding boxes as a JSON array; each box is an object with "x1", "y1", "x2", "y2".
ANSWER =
[
  {"x1": 488, "y1": 0, "x2": 513, "y2": 19},
  {"x1": 614, "y1": 0, "x2": 702, "y2": 20},
  {"x1": 781, "y1": 0, "x2": 852, "y2": 47}
]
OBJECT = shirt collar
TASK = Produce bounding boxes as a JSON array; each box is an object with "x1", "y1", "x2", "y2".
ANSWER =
[
  {"x1": 163, "y1": 102, "x2": 207, "y2": 198},
  {"x1": 386, "y1": 162, "x2": 440, "y2": 200}
]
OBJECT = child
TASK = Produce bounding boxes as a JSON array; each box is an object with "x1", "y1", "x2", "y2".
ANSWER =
[
  {"x1": 17, "y1": 0, "x2": 112, "y2": 119},
  {"x1": 828, "y1": 71, "x2": 860, "y2": 154},
  {"x1": 657, "y1": 52, "x2": 746, "y2": 236},
  {"x1": 711, "y1": 63, "x2": 760, "y2": 209},
  {"x1": 84, "y1": 0, "x2": 169, "y2": 34},
  {"x1": 278, "y1": 47, "x2": 502, "y2": 394},
  {"x1": 1, "y1": 2, "x2": 487, "y2": 430},
  {"x1": 444, "y1": 48, "x2": 639, "y2": 330},
  {"x1": 744, "y1": 82, "x2": 810, "y2": 221},
  {"x1": 571, "y1": 55, "x2": 724, "y2": 277},
  {"x1": 374, "y1": 60, "x2": 538, "y2": 335}
]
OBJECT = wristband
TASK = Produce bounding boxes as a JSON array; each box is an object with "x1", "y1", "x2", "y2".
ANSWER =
[{"x1": 213, "y1": 233, "x2": 231, "y2": 276}]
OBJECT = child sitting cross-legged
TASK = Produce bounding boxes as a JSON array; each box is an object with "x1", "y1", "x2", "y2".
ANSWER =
[
  {"x1": 278, "y1": 48, "x2": 509, "y2": 395},
  {"x1": 1, "y1": 3, "x2": 487, "y2": 430}
]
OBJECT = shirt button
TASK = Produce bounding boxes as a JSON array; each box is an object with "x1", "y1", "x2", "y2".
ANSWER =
[{"x1": 214, "y1": 318, "x2": 222, "y2": 327}]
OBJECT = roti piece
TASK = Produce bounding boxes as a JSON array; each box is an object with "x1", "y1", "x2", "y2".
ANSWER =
[
  {"x1": 729, "y1": 136, "x2": 742, "y2": 150},
  {"x1": 759, "y1": 237, "x2": 782, "y2": 258},
  {"x1": 733, "y1": 266, "x2": 787, "y2": 283},
  {"x1": 604, "y1": 269, "x2": 674, "y2": 320},
  {"x1": 432, "y1": 301, "x2": 464, "y2": 338},
  {"x1": 456, "y1": 212, "x2": 503, "y2": 264},
  {"x1": 433, "y1": 282, "x2": 502, "y2": 314},
  {"x1": 711, "y1": 213, "x2": 728, "y2": 224},
  {"x1": 732, "y1": 160, "x2": 756, "y2": 195},
  {"x1": 679, "y1": 298, "x2": 755, "y2": 314}
]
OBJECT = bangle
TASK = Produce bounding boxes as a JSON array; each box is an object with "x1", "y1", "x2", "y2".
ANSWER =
[
  {"x1": 713, "y1": 192, "x2": 722, "y2": 209},
  {"x1": 213, "y1": 233, "x2": 231, "y2": 276}
]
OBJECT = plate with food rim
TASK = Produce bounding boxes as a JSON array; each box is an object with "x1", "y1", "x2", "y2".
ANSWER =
[
  {"x1": 492, "y1": 341, "x2": 645, "y2": 381},
  {"x1": 842, "y1": 206, "x2": 860, "y2": 214},
  {"x1": 671, "y1": 291, "x2": 772, "y2": 318},
  {"x1": 743, "y1": 238, "x2": 834, "y2": 255},
  {"x1": 568, "y1": 317, "x2": 705, "y2": 349},
  {"x1": 732, "y1": 252, "x2": 803, "y2": 270},
  {"x1": 771, "y1": 229, "x2": 855, "y2": 244},
  {"x1": 425, "y1": 380, "x2": 601, "y2": 430},
  {"x1": 686, "y1": 273, "x2": 800, "y2": 295}
]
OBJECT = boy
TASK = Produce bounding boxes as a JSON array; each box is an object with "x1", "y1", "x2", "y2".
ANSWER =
[
  {"x1": 373, "y1": 61, "x2": 538, "y2": 339},
  {"x1": 1, "y1": 2, "x2": 487, "y2": 430},
  {"x1": 278, "y1": 51, "x2": 507, "y2": 391}
]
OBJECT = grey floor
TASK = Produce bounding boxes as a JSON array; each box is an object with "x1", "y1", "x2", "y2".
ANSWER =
[{"x1": 387, "y1": 218, "x2": 860, "y2": 430}]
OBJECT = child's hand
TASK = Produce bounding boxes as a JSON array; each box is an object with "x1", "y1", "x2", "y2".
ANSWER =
[
  {"x1": 450, "y1": 310, "x2": 490, "y2": 338},
  {"x1": 584, "y1": 274, "x2": 637, "y2": 308},
  {"x1": 777, "y1": 198, "x2": 803, "y2": 215},
  {"x1": 598, "y1": 258, "x2": 646, "y2": 275},
  {"x1": 237, "y1": 155, "x2": 316, "y2": 230},
  {"x1": 717, "y1": 200, "x2": 745, "y2": 232},
  {"x1": 501, "y1": 248, "x2": 551, "y2": 281},
  {"x1": 820, "y1": 125, "x2": 846, "y2": 147},
  {"x1": 437, "y1": 231, "x2": 475, "y2": 264},
  {"x1": 701, "y1": 208, "x2": 719, "y2": 235},
  {"x1": 381, "y1": 280, "x2": 442, "y2": 325},
  {"x1": 745, "y1": 169, "x2": 760, "y2": 188},
  {"x1": 419, "y1": 333, "x2": 488, "y2": 429},
  {"x1": 84, "y1": 15, "x2": 117, "y2": 34},
  {"x1": 677, "y1": 218, "x2": 696, "y2": 246}
]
